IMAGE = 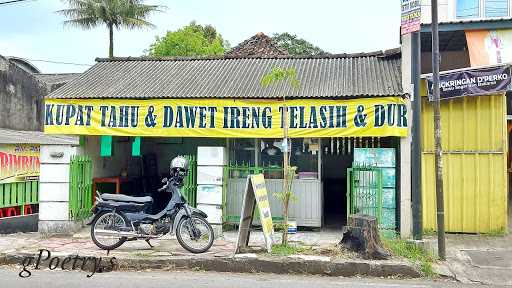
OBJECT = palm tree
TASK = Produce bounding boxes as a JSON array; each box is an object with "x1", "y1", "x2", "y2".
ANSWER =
[{"x1": 58, "y1": 0, "x2": 164, "y2": 58}]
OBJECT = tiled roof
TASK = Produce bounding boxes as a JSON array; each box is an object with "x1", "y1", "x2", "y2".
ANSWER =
[
  {"x1": 47, "y1": 49, "x2": 404, "y2": 99},
  {"x1": 225, "y1": 32, "x2": 289, "y2": 57}
]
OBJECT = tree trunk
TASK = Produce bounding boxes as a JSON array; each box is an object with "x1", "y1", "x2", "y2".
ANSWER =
[
  {"x1": 339, "y1": 214, "x2": 390, "y2": 260},
  {"x1": 108, "y1": 24, "x2": 114, "y2": 58},
  {"x1": 282, "y1": 101, "x2": 289, "y2": 245},
  {"x1": 282, "y1": 198, "x2": 289, "y2": 245}
]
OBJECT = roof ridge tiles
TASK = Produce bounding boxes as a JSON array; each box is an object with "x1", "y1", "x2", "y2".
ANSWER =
[{"x1": 95, "y1": 48, "x2": 401, "y2": 63}]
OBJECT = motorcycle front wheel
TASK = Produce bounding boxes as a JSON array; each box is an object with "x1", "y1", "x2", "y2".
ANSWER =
[
  {"x1": 90, "y1": 211, "x2": 127, "y2": 250},
  {"x1": 176, "y1": 215, "x2": 214, "y2": 253}
]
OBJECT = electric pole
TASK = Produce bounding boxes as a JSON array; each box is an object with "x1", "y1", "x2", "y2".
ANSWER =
[{"x1": 431, "y1": 0, "x2": 446, "y2": 260}]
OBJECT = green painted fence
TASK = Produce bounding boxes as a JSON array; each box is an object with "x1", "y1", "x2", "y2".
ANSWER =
[
  {"x1": 69, "y1": 155, "x2": 93, "y2": 220},
  {"x1": 0, "y1": 181, "x2": 38, "y2": 214},
  {"x1": 182, "y1": 155, "x2": 197, "y2": 207}
]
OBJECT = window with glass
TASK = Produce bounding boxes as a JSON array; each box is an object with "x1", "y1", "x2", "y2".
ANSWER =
[
  {"x1": 259, "y1": 139, "x2": 284, "y2": 179},
  {"x1": 457, "y1": 0, "x2": 509, "y2": 18},
  {"x1": 457, "y1": 0, "x2": 481, "y2": 18},
  {"x1": 289, "y1": 138, "x2": 319, "y2": 179},
  {"x1": 485, "y1": 0, "x2": 509, "y2": 17},
  {"x1": 229, "y1": 139, "x2": 256, "y2": 166},
  {"x1": 259, "y1": 138, "x2": 319, "y2": 179}
]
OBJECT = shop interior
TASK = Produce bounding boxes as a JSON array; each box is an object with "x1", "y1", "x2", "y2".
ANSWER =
[
  {"x1": 85, "y1": 136, "x2": 225, "y2": 213},
  {"x1": 84, "y1": 135, "x2": 399, "y2": 229},
  {"x1": 320, "y1": 137, "x2": 399, "y2": 229}
]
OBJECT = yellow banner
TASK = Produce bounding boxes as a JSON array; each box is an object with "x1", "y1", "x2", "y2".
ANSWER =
[{"x1": 44, "y1": 97, "x2": 408, "y2": 138}]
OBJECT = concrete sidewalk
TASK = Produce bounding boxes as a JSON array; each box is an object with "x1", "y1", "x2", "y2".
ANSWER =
[
  {"x1": 426, "y1": 233, "x2": 512, "y2": 286},
  {"x1": 0, "y1": 228, "x2": 421, "y2": 278}
]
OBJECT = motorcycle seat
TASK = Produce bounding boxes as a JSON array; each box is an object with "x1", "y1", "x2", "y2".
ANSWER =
[{"x1": 100, "y1": 193, "x2": 153, "y2": 204}]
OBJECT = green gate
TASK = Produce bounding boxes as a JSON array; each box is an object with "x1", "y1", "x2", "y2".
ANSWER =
[
  {"x1": 69, "y1": 155, "x2": 93, "y2": 220},
  {"x1": 0, "y1": 181, "x2": 38, "y2": 215},
  {"x1": 347, "y1": 165, "x2": 383, "y2": 224},
  {"x1": 182, "y1": 155, "x2": 197, "y2": 207}
]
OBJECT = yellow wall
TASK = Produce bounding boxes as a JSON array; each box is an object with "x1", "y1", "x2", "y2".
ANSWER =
[{"x1": 421, "y1": 93, "x2": 508, "y2": 233}]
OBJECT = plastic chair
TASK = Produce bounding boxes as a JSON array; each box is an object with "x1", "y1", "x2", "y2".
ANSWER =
[
  {"x1": 6, "y1": 207, "x2": 17, "y2": 217},
  {"x1": 24, "y1": 205, "x2": 33, "y2": 215}
]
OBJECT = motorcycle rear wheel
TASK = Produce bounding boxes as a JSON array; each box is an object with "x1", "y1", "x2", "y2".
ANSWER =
[
  {"x1": 176, "y1": 216, "x2": 214, "y2": 254},
  {"x1": 91, "y1": 211, "x2": 127, "y2": 250}
]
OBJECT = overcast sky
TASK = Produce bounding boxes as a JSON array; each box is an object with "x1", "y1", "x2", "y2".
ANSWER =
[{"x1": 0, "y1": 0, "x2": 401, "y2": 73}]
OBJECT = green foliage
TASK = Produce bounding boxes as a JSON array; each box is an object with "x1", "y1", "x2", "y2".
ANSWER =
[
  {"x1": 260, "y1": 67, "x2": 300, "y2": 90},
  {"x1": 58, "y1": 0, "x2": 163, "y2": 29},
  {"x1": 273, "y1": 166, "x2": 298, "y2": 203},
  {"x1": 382, "y1": 236, "x2": 436, "y2": 278},
  {"x1": 483, "y1": 228, "x2": 506, "y2": 237},
  {"x1": 58, "y1": 0, "x2": 163, "y2": 57},
  {"x1": 423, "y1": 228, "x2": 437, "y2": 236},
  {"x1": 149, "y1": 22, "x2": 229, "y2": 57},
  {"x1": 271, "y1": 244, "x2": 307, "y2": 256},
  {"x1": 272, "y1": 32, "x2": 327, "y2": 56}
]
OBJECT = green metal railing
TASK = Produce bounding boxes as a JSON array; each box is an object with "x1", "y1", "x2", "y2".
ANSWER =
[
  {"x1": 0, "y1": 181, "x2": 38, "y2": 215},
  {"x1": 347, "y1": 165, "x2": 383, "y2": 225},
  {"x1": 182, "y1": 155, "x2": 197, "y2": 207},
  {"x1": 69, "y1": 155, "x2": 93, "y2": 220}
]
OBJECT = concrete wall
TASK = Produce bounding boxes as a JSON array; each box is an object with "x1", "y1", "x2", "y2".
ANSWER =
[
  {"x1": 38, "y1": 144, "x2": 80, "y2": 234},
  {"x1": 0, "y1": 56, "x2": 46, "y2": 131},
  {"x1": 0, "y1": 214, "x2": 38, "y2": 234}
]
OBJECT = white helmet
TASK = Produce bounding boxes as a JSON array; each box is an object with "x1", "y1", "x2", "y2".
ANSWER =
[{"x1": 170, "y1": 155, "x2": 189, "y2": 172}]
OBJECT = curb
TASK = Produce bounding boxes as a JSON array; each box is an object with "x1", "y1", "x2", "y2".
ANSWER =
[{"x1": 0, "y1": 252, "x2": 422, "y2": 278}]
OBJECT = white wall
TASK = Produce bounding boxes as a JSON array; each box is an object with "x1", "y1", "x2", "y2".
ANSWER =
[
  {"x1": 83, "y1": 136, "x2": 132, "y2": 178},
  {"x1": 421, "y1": 0, "x2": 453, "y2": 23},
  {"x1": 38, "y1": 144, "x2": 79, "y2": 233}
]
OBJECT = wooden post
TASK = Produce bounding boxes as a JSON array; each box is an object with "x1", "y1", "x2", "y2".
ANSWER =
[{"x1": 282, "y1": 100, "x2": 289, "y2": 245}]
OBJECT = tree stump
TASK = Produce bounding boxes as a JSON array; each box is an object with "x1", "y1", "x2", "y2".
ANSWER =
[{"x1": 338, "y1": 214, "x2": 390, "y2": 260}]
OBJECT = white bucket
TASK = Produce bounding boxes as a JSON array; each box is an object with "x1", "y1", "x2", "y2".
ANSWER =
[{"x1": 287, "y1": 221, "x2": 297, "y2": 234}]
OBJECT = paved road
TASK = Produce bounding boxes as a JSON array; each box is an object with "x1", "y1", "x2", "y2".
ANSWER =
[{"x1": 0, "y1": 266, "x2": 482, "y2": 288}]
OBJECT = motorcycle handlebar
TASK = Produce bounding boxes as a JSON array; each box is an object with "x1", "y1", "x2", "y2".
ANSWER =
[{"x1": 157, "y1": 183, "x2": 168, "y2": 192}]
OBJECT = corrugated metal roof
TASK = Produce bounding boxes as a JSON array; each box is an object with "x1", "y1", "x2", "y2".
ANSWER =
[
  {"x1": 47, "y1": 49, "x2": 403, "y2": 99},
  {"x1": 0, "y1": 128, "x2": 79, "y2": 145},
  {"x1": 422, "y1": 16, "x2": 512, "y2": 26},
  {"x1": 35, "y1": 73, "x2": 81, "y2": 85}
]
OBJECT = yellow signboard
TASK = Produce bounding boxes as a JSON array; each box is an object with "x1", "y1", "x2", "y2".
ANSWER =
[
  {"x1": 251, "y1": 174, "x2": 274, "y2": 240},
  {"x1": 236, "y1": 174, "x2": 274, "y2": 253},
  {"x1": 44, "y1": 97, "x2": 408, "y2": 138}
]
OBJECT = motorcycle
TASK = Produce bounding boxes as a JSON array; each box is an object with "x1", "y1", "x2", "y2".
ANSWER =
[{"x1": 86, "y1": 175, "x2": 214, "y2": 254}]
